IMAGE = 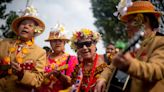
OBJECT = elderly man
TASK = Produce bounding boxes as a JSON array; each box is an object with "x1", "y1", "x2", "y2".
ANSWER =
[
  {"x1": 95, "y1": 1, "x2": 164, "y2": 92},
  {"x1": 0, "y1": 6, "x2": 46, "y2": 92}
]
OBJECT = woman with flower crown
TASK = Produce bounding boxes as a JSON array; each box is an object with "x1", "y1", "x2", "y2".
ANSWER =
[
  {"x1": 0, "y1": 6, "x2": 46, "y2": 92},
  {"x1": 68, "y1": 28, "x2": 109, "y2": 92},
  {"x1": 38, "y1": 24, "x2": 78, "y2": 92}
]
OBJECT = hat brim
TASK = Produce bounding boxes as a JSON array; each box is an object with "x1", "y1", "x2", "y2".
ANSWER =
[
  {"x1": 45, "y1": 38, "x2": 69, "y2": 42},
  {"x1": 11, "y1": 16, "x2": 45, "y2": 36},
  {"x1": 121, "y1": 10, "x2": 162, "y2": 22}
]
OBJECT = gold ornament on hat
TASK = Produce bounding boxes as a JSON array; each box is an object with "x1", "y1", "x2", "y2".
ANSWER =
[{"x1": 45, "y1": 24, "x2": 69, "y2": 41}]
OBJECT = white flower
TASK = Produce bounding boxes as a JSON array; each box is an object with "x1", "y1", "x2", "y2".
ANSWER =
[
  {"x1": 114, "y1": 0, "x2": 133, "y2": 19},
  {"x1": 19, "y1": 6, "x2": 38, "y2": 17}
]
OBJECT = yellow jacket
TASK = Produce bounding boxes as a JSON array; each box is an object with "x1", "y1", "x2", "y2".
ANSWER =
[
  {"x1": 127, "y1": 32, "x2": 164, "y2": 92},
  {"x1": 101, "y1": 32, "x2": 164, "y2": 92},
  {"x1": 0, "y1": 39, "x2": 46, "y2": 92}
]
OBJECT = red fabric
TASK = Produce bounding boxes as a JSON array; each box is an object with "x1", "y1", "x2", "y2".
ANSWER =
[{"x1": 81, "y1": 54, "x2": 98, "y2": 92}]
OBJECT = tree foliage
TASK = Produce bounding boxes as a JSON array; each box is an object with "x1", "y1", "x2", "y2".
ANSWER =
[
  {"x1": 0, "y1": 0, "x2": 18, "y2": 38},
  {"x1": 90, "y1": 0, "x2": 128, "y2": 46},
  {"x1": 151, "y1": 0, "x2": 164, "y2": 33}
]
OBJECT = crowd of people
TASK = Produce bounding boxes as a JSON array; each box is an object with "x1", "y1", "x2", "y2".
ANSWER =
[{"x1": 0, "y1": 0, "x2": 164, "y2": 92}]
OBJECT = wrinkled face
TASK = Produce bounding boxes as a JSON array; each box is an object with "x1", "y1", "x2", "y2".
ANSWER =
[
  {"x1": 76, "y1": 39, "x2": 96, "y2": 60},
  {"x1": 106, "y1": 44, "x2": 116, "y2": 55},
  {"x1": 124, "y1": 14, "x2": 143, "y2": 38},
  {"x1": 18, "y1": 19, "x2": 36, "y2": 41},
  {"x1": 50, "y1": 39, "x2": 66, "y2": 53}
]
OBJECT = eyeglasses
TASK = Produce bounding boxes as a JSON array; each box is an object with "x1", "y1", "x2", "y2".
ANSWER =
[{"x1": 76, "y1": 41, "x2": 93, "y2": 48}]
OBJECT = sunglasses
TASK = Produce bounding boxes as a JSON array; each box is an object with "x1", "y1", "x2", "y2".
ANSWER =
[{"x1": 76, "y1": 41, "x2": 93, "y2": 48}]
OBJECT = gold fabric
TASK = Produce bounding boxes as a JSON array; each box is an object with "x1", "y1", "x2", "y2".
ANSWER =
[{"x1": 0, "y1": 39, "x2": 46, "y2": 92}]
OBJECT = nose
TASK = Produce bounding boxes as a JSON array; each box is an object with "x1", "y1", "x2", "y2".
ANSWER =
[
  {"x1": 23, "y1": 24, "x2": 31, "y2": 28},
  {"x1": 54, "y1": 40, "x2": 63, "y2": 44},
  {"x1": 82, "y1": 45, "x2": 87, "y2": 49}
]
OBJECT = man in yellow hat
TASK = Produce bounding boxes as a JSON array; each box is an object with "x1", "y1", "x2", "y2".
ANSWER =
[
  {"x1": 0, "y1": 6, "x2": 46, "y2": 92},
  {"x1": 95, "y1": 0, "x2": 164, "y2": 92}
]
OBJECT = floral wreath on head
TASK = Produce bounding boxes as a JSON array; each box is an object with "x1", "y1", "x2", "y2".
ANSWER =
[{"x1": 70, "y1": 28, "x2": 101, "y2": 51}]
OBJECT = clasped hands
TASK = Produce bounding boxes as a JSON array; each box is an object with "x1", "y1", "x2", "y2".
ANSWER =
[{"x1": 10, "y1": 61, "x2": 24, "y2": 80}]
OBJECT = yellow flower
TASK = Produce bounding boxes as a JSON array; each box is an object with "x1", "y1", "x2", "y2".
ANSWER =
[
  {"x1": 51, "y1": 63, "x2": 55, "y2": 69},
  {"x1": 16, "y1": 57, "x2": 23, "y2": 64},
  {"x1": 3, "y1": 56, "x2": 10, "y2": 64},
  {"x1": 22, "y1": 48, "x2": 28, "y2": 54},
  {"x1": 60, "y1": 26, "x2": 64, "y2": 32},
  {"x1": 9, "y1": 47, "x2": 16, "y2": 53},
  {"x1": 26, "y1": 41, "x2": 33, "y2": 46},
  {"x1": 82, "y1": 29, "x2": 91, "y2": 36}
]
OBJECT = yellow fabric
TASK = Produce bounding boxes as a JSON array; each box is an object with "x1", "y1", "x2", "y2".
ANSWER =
[
  {"x1": 127, "y1": 35, "x2": 164, "y2": 92},
  {"x1": 103, "y1": 34, "x2": 164, "y2": 92},
  {"x1": 0, "y1": 39, "x2": 46, "y2": 92}
]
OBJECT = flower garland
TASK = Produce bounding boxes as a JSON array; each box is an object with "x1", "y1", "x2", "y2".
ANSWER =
[
  {"x1": 2, "y1": 38, "x2": 34, "y2": 74},
  {"x1": 44, "y1": 53, "x2": 70, "y2": 85},
  {"x1": 71, "y1": 59, "x2": 108, "y2": 92},
  {"x1": 70, "y1": 28, "x2": 101, "y2": 51},
  {"x1": 49, "y1": 53, "x2": 69, "y2": 70}
]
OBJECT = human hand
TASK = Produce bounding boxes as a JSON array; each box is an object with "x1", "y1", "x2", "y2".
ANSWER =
[
  {"x1": 94, "y1": 78, "x2": 106, "y2": 92},
  {"x1": 11, "y1": 61, "x2": 24, "y2": 80},
  {"x1": 112, "y1": 52, "x2": 133, "y2": 71},
  {"x1": 11, "y1": 61, "x2": 22, "y2": 72}
]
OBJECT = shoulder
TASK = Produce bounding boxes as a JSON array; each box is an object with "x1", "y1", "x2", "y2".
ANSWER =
[
  {"x1": 65, "y1": 54, "x2": 77, "y2": 59},
  {"x1": 32, "y1": 44, "x2": 46, "y2": 54},
  {"x1": 0, "y1": 38, "x2": 16, "y2": 46},
  {"x1": 69, "y1": 54, "x2": 77, "y2": 58},
  {"x1": 148, "y1": 32, "x2": 164, "y2": 51},
  {"x1": 98, "y1": 54, "x2": 105, "y2": 62},
  {"x1": 0, "y1": 38, "x2": 14, "y2": 43},
  {"x1": 67, "y1": 54, "x2": 78, "y2": 63},
  {"x1": 154, "y1": 32, "x2": 164, "y2": 45}
]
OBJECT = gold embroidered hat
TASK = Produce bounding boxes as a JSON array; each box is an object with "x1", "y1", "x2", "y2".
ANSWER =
[
  {"x1": 121, "y1": 1, "x2": 162, "y2": 22},
  {"x1": 11, "y1": 6, "x2": 45, "y2": 36},
  {"x1": 45, "y1": 24, "x2": 69, "y2": 42}
]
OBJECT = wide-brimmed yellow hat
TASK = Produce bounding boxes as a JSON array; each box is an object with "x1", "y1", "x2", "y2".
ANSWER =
[
  {"x1": 45, "y1": 24, "x2": 69, "y2": 42},
  {"x1": 11, "y1": 6, "x2": 45, "y2": 36},
  {"x1": 121, "y1": 1, "x2": 162, "y2": 22}
]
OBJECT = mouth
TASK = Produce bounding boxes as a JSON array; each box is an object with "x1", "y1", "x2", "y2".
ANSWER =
[
  {"x1": 81, "y1": 49, "x2": 91, "y2": 55},
  {"x1": 21, "y1": 29, "x2": 29, "y2": 34},
  {"x1": 55, "y1": 45, "x2": 61, "y2": 48}
]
